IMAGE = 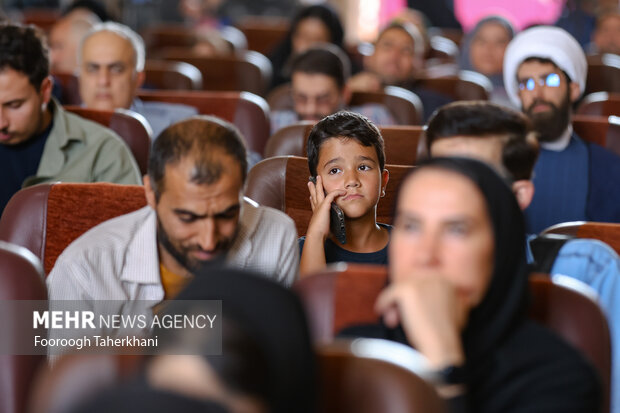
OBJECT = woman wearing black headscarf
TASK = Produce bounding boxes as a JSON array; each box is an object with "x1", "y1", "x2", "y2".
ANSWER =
[
  {"x1": 268, "y1": 4, "x2": 345, "y2": 90},
  {"x1": 343, "y1": 157, "x2": 601, "y2": 412}
]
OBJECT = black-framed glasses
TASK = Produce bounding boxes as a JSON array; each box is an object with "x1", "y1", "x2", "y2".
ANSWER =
[{"x1": 518, "y1": 73, "x2": 561, "y2": 91}]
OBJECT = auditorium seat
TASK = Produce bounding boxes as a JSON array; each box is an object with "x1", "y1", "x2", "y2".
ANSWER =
[
  {"x1": 316, "y1": 339, "x2": 445, "y2": 413},
  {"x1": 0, "y1": 241, "x2": 47, "y2": 413},
  {"x1": 136, "y1": 90, "x2": 270, "y2": 156},
  {"x1": 0, "y1": 183, "x2": 146, "y2": 275},
  {"x1": 265, "y1": 122, "x2": 422, "y2": 165},
  {"x1": 63, "y1": 106, "x2": 152, "y2": 175},
  {"x1": 542, "y1": 221, "x2": 620, "y2": 255},
  {"x1": 294, "y1": 265, "x2": 611, "y2": 412},
  {"x1": 267, "y1": 84, "x2": 423, "y2": 125},
  {"x1": 577, "y1": 92, "x2": 620, "y2": 117},
  {"x1": 158, "y1": 50, "x2": 272, "y2": 97},
  {"x1": 245, "y1": 156, "x2": 412, "y2": 236},
  {"x1": 235, "y1": 16, "x2": 289, "y2": 55},
  {"x1": 143, "y1": 59, "x2": 203, "y2": 91},
  {"x1": 586, "y1": 54, "x2": 620, "y2": 94},
  {"x1": 572, "y1": 114, "x2": 620, "y2": 157},
  {"x1": 416, "y1": 70, "x2": 492, "y2": 101}
]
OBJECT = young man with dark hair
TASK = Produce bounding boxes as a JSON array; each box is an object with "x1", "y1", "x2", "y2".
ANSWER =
[
  {"x1": 270, "y1": 45, "x2": 395, "y2": 133},
  {"x1": 0, "y1": 22, "x2": 141, "y2": 212},
  {"x1": 48, "y1": 116, "x2": 299, "y2": 305},
  {"x1": 300, "y1": 111, "x2": 390, "y2": 275},
  {"x1": 426, "y1": 100, "x2": 539, "y2": 210},
  {"x1": 503, "y1": 25, "x2": 620, "y2": 233}
]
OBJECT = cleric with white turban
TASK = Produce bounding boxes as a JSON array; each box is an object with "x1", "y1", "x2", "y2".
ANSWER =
[{"x1": 503, "y1": 26, "x2": 587, "y2": 107}]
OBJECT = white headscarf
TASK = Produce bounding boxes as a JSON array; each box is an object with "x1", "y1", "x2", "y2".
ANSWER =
[{"x1": 503, "y1": 26, "x2": 587, "y2": 106}]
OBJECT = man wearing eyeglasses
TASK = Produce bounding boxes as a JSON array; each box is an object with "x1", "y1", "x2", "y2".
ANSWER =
[{"x1": 503, "y1": 26, "x2": 620, "y2": 234}]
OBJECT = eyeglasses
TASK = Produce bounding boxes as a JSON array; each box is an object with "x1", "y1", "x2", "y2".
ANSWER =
[{"x1": 518, "y1": 73, "x2": 561, "y2": 91}]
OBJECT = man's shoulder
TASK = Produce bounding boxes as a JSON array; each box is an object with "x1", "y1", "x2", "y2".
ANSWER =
[
  {"x1": 61, "y1": 206, "x2": 153, "y2": 254},
  {"x1": 241, "y1": 199, "x2": 296, "y2": 231}
]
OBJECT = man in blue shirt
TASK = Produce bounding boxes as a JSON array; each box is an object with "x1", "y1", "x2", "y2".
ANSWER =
[{"x1": 503, "y1": 26, "x2": 620, "y2": 234}]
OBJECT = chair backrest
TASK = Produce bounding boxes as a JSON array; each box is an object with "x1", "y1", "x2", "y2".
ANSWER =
[
  {"x1": 245, "y1": 156, "x2": 412, "y2": 236},
  {"x1": 265, "y1": 122, "x2": 422, "y2": 166},
  {"x1": 542, "y1": 221, "x2": 620, "y2": 255},
  {"x1": 142, "y1": 25, "x2": 197, "y2": 52},
  {"x1": 317, "y1": 340, "x2": 446, "y2": 413},
  {"x1": 0, "y1": 183, "x2": 147, "y2": 275},
  {"x1": 136, "y1": 90, "x2": 270, "y2": 156},
  {"x1": 267, "y1": 84, "x2": 423, "y2": 125},
  {"x1": 143, "y1": 59, "x2": 203, "y2": 90},
  {"x1": 295, "y1": 265, "x2": 611, "y2": 413},
  {"x1": 572, "y1": 114, "x2": 620, "y2": 157},
  {"x1": 416, "y1": 71, "x2": 492, "y2": 101},
  {"x1": 52, "y1": 73, "x2": 82, "y2": 106},
  {"x1": 577, "y1": 92, "x2": 620, "y2": 116},
  {"x1": 235, "y1": 16, "x2": 289, "y2": 55},
  {"x1": 0, "y1": 242, "x2": 47, "y2": 413},
  {"x1": 586, "y1": 54, "x2": 620, "y2": 94},
  {"x1": 159, "y1": 50, "x2": 273, "y2": 96},
  {"x1": 63, "y1": 106, "x2": 152, "y2": 175},
  {"x1": 529, "y1": 273, "x2": 612, "y2": 413}
]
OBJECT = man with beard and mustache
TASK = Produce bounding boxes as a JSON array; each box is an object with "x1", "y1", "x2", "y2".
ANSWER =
[
  {"x1": 47, "y1": 116, "x2": 299, "y2": 305},
  {"x1": 503, "y1": 26, "x2": 620, "y2": 234},
  {"x1": 270, "y1": 45, "x2": 395, "y2": 134}
]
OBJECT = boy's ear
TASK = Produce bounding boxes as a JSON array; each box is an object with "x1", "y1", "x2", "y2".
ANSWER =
[
  {"x1": 381, "y1": 169, "x2": 390, "y2": 197},
  {"x1": 511, "y1": 180, "x2": 534, "y2": 210}
]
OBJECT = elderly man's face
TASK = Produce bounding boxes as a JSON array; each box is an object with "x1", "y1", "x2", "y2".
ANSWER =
[
  {"x1": 145, "y1": 152, "x2": 244, "y2": 277},
  {"x1": 78, "y1": 30, "x2": 144, "y2": 110}
]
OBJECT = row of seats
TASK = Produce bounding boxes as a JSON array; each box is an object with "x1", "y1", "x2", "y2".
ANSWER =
[{"x1": 0, "y1": 227, "x2": 612, "y2": 412}]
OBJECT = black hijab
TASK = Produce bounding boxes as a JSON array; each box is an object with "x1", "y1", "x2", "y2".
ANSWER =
[{"x1": 168, "y1": 267, "x2": 317, "y2": 413}]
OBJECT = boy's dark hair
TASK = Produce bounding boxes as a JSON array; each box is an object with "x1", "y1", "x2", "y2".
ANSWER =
[
  {"x1": 290, "y1": 44, "x2": 351, "y2": 89},
  {"x1": 426, "y1": 101, "x2": 539, "y2": 181},
  {"x1": 307, "y1": 111, "x2": 385, "y2": 177},
  {"x1": 148, "y1": 116, "x2": 247, "y2": 200},
  {"x1": 0, "y1": 23, "x2": 49, "y2": 90}
]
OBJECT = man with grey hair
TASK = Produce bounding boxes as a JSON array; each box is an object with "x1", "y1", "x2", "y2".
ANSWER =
[
  {"x1": 78, "y1": 21, "x2": 197, "y2": 138},
  {"x1": 503, "y1": 25, "x2": 620, "y2": 234},
  {"x1": 47, "y1": 115, "x2": 299, "y2": 304}
]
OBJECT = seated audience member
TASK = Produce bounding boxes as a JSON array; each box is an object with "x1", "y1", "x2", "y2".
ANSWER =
[
  {"x1": 0, "y1": 22, "x2": 141, "y2": 212},
  {"x1": 77, "y1": 22, "x2": 198, "y2": 138},
  {"x1": 149, "y1": 267, "x2": 316, "y2": 413},
  {"x1": 503, "y1": 25, "x2": 620, "y2": 234},
  {"x1": 342, "y1": 157, "x2": 601, "y2": 412},
  {"x1": 426, "y1": 100, "x2": 620, "y2": 413},
  {"x1": 47, "y1": 116, "x2": 299, "y2": 305},
  {"x1": 270, "y1": 45, "x2": 395, "y2": 134},
  {"x1": 591, "y1": 10, "x2": 620, "y2": 55},
  {"x1": 268, "y1": 4, "x2": 345, "y2": 90},
  {"x1": 299, "y1": 111, "x2": 390, "y2": 275},
  {"x1": 347, "y1": 22, "x2": 452, "y2": 122},
  {"x1": 458, "y1": 16, "x2": 515, "y2": 107},
  {"x1": 49, "y1": 10, "x2": 99, "y2": 74}
]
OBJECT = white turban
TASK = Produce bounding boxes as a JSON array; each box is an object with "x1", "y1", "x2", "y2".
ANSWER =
[{"x1": 503, "y1": 26, "x2": 587, "y2": 106}]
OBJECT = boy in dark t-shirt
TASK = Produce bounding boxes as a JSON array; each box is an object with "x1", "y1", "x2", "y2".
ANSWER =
[{"x1": 299, "y1": 111, "x2": 390, "y2": 276}]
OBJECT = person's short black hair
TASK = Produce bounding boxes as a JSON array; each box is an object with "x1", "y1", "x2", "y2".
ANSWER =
[
  {"x1": 148, "y1": 116, "x2": 248, "y2": 200},
  {"x1": 307, "y1": 111, "x2": 385, "y2": 177},
  {"x1": 290, "y1": 44, "x2": 351, "y2": 89},
  {"x1": 0, "y1": 22, "x2": 49, "y2": 90},
  {"x1": 426, "y1": 101, "x2": 539, "y2": 181}
]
